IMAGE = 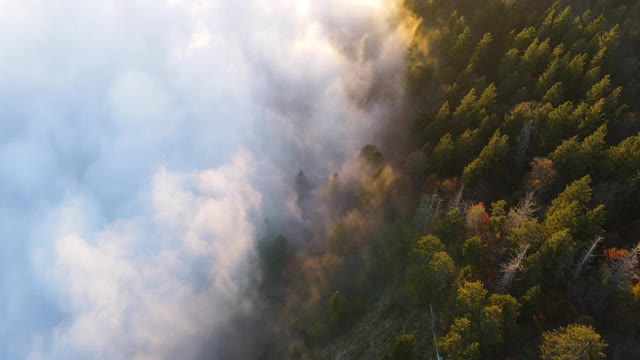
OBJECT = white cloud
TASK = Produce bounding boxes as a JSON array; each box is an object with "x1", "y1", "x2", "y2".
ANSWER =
[
  {"x1": 0, "y1": 0, "x2": 407, "y2": 358},
  {"x1": 37, "y1": 152, "x2": 260, "y2": 359}
]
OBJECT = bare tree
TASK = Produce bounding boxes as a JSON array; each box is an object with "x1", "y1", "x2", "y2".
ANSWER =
[
  {"x1": 414, "y1": 193, "x2": 442, "y2": 233},
  {"x1": 506, "y1": 192, "x2": 537, "y2": 229},
  {"x1": 610, "y1": 240, "x2": 640, "y2": 289},
  {"x1": 515, "y1": 120, "x2": 533, "y2": 171},
  {"x1": 593, "y1": 181, "x2": 623, "y2": 209},
  {"x1": 447, "y1": 185, "x2": 465, "y2": 212},
  {"x1": 499, "y1": 244, "x2": 530, "y2": 290},
  {"x1": 574, "y1": 235, "x2": 603, "y2": 277},
  {"x1": 431, "y1": 304, "x2": 443, "y2": 360}
]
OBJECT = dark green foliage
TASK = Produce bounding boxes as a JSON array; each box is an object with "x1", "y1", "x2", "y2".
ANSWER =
[
  {"x1": 359, "y1": 144, "x2": 384, "y2": 170},
  {"x1": 295, "y1": 170, "x2": 311, "y2": 212},
  {"x1": 431, "y1": 134, "x2": 456, "y2": 176},
  {"x1": 462, "y1": 130, "x2": 509, "y2": 186},
  {"x1": 544, "y1": 176, "x2": 605, "y2": 240},
  {"x1": 606, "y1": 132, "x2": 640, "y2": 182},
  {"x1": 488, "y1": 294, "x2": 521, "y2": 329},
  {"x1": 550, "y1": 125, "x2": 607, "y2": 182},
  {"x1": 257, "y1": 234, "x2": 293, "y2": 302},
  {"x1": 329, "y1": 291, "x2": 349, "y2": 329},
  {"x1": 520, "y1": 285, "x2": 542, "y2": 316},
  {"x1": 462, "y1": 236, "x2": 482, "y2": 264},
  {"x1": 541, "y1": 82, "x2": 564, "y2": 106},
  {"x1": 389, "y1": 334, "x2": 415, "y2": 360},
  {"x1": 258, "y1": 235, "x2": 292, "y2": 281},
  {"x1": 405, "y1": 235, "x2": 456, "y2": 304},
  {"x1": 466, "y1": 33, "x2": 493, "y2": 74},
  {"x1": 436, "y1": 209, "x2": 463, "y2": 243}
]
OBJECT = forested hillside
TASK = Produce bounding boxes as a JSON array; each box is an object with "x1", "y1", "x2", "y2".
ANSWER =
[{"x1": 253, "y1": 1, "x2": 640, "y2": 358}]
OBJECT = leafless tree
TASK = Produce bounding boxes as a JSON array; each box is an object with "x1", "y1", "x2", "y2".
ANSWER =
[
  {"x1": 506, "y1": 192, "x2": 537, "y2": 229},
  {"x1": 610, "y1": 240, "x2": 640, "y2": 289},
  {"x1": 499, "y1": 244, "x2": 530, "y2": 290},
  {"x1": 574, "y1": 235, "x2": 603, "y2": 277},
  {"x1": 593, "y1": 181, "x2": 622, "y2": 208},
  {"x1": 431, "y1": 304, "x2": 443, "y2": 360},
  {"x1": 414, "y1": 193, "x2": 442, "y2": 233},
  {"x1": 447, "y1": 185, "x2": 465, "y2": 212},
  {"x1": 515, "y1": 120, "x2": 533, "y2": 171}
]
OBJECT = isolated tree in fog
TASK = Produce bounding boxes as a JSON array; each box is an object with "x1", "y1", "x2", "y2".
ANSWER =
[
  {"x1": 329, "y1": 291, "x2": 349, "y2": 329},
  {"x1": 359, "y1": 144, "x2": 384, "y2": 170}
]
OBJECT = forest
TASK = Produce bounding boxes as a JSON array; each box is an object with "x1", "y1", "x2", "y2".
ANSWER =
[{"x1": 252, "y1": 0, "x2": 640, "y2": 358}]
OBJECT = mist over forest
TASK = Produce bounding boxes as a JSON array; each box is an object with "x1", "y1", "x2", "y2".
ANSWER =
[{"x1": 2, "y1": 0, "x2": 640, "y2": 359}]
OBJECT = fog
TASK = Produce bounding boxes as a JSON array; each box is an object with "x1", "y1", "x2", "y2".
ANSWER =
[{"x1": 0, "y1": 0, "x2": 408, "y2": 358}]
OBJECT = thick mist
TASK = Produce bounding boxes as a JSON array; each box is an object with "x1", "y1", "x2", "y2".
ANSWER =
[{"x1": 0, "y1": 0, "x2": 409, "y2": 358}]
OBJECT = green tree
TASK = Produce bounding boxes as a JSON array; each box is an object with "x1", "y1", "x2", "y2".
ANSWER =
[
  {"x1": 457, "y1": 129, "x2": 482, "y2": 166},
  {"x1": 425, "y1": 101, "x2": 451, "y2": 143},
  {"x1": 544, "y1": 176, "x2": 605, "y2": 241},
  {"x1": 329, "y1": 291, "x2": 349, "y2": 329},
  {"x1": 258, "y1": 235, "x2": 292, "y2": 283},
  {"x1": 466, "y1": 33, "x2": 493, "y2": 74},
  {"x1": 566, "y1": 53, "x2": 588, "y2": 98},
  {"x1": 480, "y1": 304, "x2": 504, "y2": 345},
  {"x1": 542, "y1": 82, "x2": 565, "y2": 106},
  {"x1": 439, "y1": 317, "x2": 481, "y2": 360},
  {"x1": 436, "y1": 208, "x2": 463, "y2": 243},
  {"x1": 498, "y1": 48, "x2": 520, "y2": 81},
  {"x1": 429, "y1": 251, "x2": 457, "y2": 289},
  {"x1": 488, "y1": 294, "x2": 521, "y2": 325},
  {"x1": 452, "y1": 88, "x2": 478, "y2": 132},
  {"x1": 606, "y1": 132, "x2": 640, "y2": 182},
  {"x1": 512, "y1": 27, "x2": 537, "y2": 51},
  {"x1": 489, "y1": 200, "x2": 507, "y2": 234},
  {"x1": 448, "y1": 26, "x2": 474, "y2": 69},
  {"x1": 432, "y1": 134, "x2": 457, "y2": 175},
  {"x1": 520, "y1": 37, "x2": 551, "y2": 77},
  {"x1": 389, "y1": 334, "x2": 415, "y2": 360},
  {"x1": 462, "y1": 236, "x2": 482, "y2": 264},
  {"x1": 540, "y1": 324, "x2": 607, "y2": 360},
  {"x1": 409, "y1": 234, "x2": 445, "y2": 262},
  {"x1": 463, "y1": 131, "x2": 509, "y2": 186},
  {"x1": 405, "y1": 235, "x2": 456, "y2": 303},
  {"x1": 536, "y1": 102, "x2": 575, "y2": 154},
  {"x1": 536, "y1": 59, "x2": 562, "y2": 98},
  {"x1": 457, "y1": 280, "x2": 488, "y2": 315},
  {"x1": 550, "y1": 125, "x2": 606, "y2": 181}
]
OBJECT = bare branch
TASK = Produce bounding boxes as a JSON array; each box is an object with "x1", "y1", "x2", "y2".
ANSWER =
[
  {"x1": 447, "y1": 185, "x2": 465, "y2": 212},
  {"x1": 414, "y1": 193, "x2": 442, "y2": 233},
  {"x1": 574, "y1": 235, "x2": 603, "y2": 277},
  {"x1": 610, "y1": 240, "x2": 640, "y2": 288},
  {"x1": 430, "y1": 304, "x2": 442, "y2": 360},
  {"x1": 499, "y1": 244, "x2": 530, "y2": 290},
  {"x1": 515, "y1": 120, "x2": 533, "y2": 171},
  {"x1": 506, "y1": 192, "x2": 537, "y2": 229}
]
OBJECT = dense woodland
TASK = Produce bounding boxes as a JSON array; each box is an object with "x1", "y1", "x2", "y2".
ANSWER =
[{"x1": 253, "y1": 0, "x2": 640, "y2": 358}]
